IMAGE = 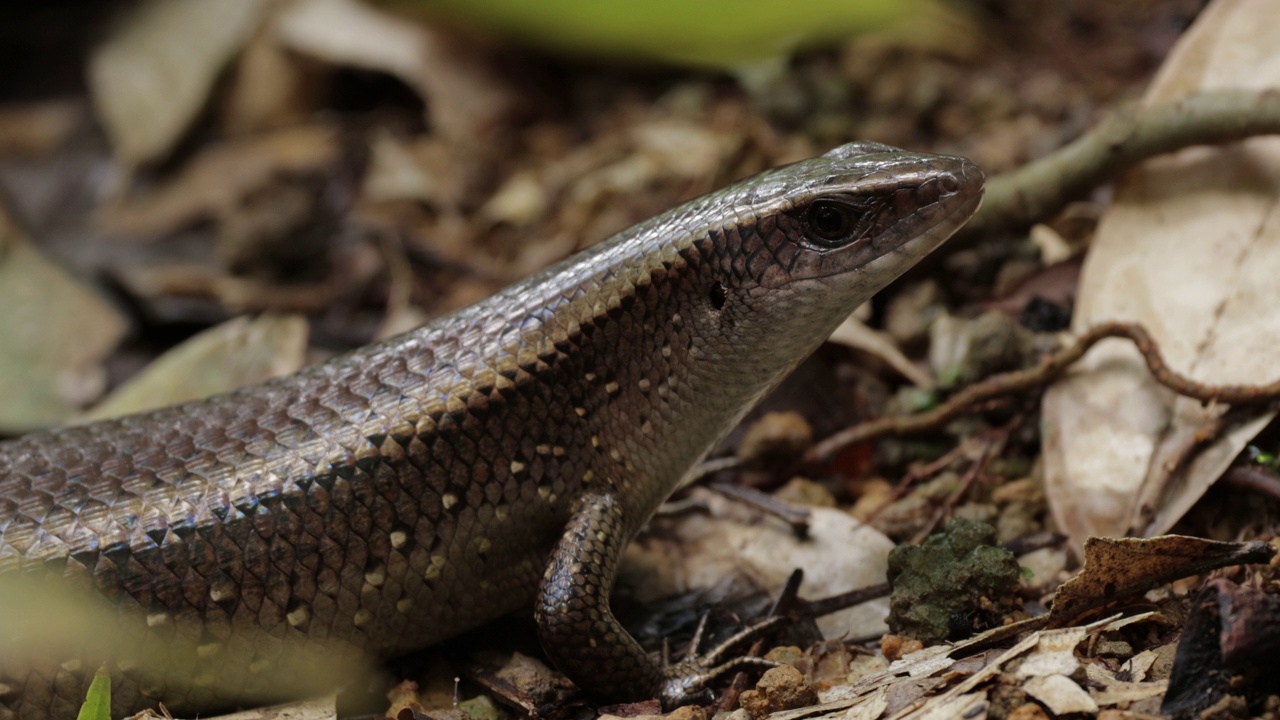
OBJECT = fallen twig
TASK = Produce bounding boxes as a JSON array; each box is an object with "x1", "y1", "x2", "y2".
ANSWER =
[{"x1": 805, "y1": 321, "x2": 1280, "y2": 466}]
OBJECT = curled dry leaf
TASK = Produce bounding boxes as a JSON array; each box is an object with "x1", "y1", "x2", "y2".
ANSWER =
[
  {"x1": 221, "y1": 14, "x2": 328, "y2": 135},
  {"x1": 1046, "y1": 535, "x2": 1275, "y2": 627},
  {"x1": 1043, "y1": 0, "x2": 1280, "y2": 549}
]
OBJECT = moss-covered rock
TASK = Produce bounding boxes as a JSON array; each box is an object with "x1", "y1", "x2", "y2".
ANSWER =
[{"x1": 886, "y1": 518, "x2": 1021, "y2": 643}]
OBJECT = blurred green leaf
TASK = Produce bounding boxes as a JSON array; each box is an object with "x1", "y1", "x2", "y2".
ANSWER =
[
  {"x1": 391, "y1": 0, "x2": 965, "y2": 68},
  {"x1": 76, "y1": 667, "x2": 111, "y2": 720}
]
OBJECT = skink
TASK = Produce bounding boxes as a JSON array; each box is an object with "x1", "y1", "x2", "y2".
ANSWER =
[{"x1": 0, "y1": 142, "x2": 983, "y2": 719}]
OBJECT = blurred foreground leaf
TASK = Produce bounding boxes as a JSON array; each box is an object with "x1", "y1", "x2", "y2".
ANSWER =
[
  {"x1": 393, "y1": 0, "x2": 966, "y2": 68},
  {"x1": 76, "y1": 669, "x2": 111, "y2": 720},
  {"x1": 0, "y1": 574, "x2": 375, "y2": 714}
]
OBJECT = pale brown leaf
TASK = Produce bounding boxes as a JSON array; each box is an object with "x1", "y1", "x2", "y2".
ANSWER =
[
  {"x1": 0, "y1": 206, "x2": 127, "y2": 432},
  {"x1": 88, "y1": 0, "x2": 271, "y2": 165},
  {"x1": 1043, "y1": 0, "x2": 1280, "y2": 547}
]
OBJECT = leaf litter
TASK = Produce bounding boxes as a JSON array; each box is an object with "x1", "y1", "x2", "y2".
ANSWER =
[{"x1": 3, "y1": 0, "x2": 1280, "y2": 719}]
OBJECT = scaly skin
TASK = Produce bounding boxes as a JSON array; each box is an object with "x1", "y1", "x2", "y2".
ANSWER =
[{"x1": 0, "y1": 143, "x2": 983, "y2": 719}]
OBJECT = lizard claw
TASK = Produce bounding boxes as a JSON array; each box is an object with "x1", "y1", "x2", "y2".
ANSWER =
[{"x1": 657, "y1": 615, "x2": 788, "y2": 709}]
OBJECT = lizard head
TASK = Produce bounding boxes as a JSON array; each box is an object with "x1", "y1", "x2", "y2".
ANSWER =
[
  {"x1": 719, "y1": 141, "x2": 983, "y2": 306},
  {"x1": 678, "y1": 142, "x2": 984, "y2": 378}
]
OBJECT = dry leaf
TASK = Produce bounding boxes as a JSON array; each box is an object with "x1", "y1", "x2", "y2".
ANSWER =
[
  {"x1": 0, "y1": 101, "x2": 83, "y2": 160},
  {"x1": 221, "y1": 18, "x2": 326, "y2": 135},
  {"x1": 275, "y1": 0, "x2": 513, "y2": 146},
  {"x1": 1004, "y1": 620, "x2": 1151, "y2": 715},
  {"x1": 775, "y1": 616, "x2": 1137, "y2": 720},
  {"x1": 622, "y1": 490, "x2": 894, "y2": 641},
  {"x1": 843, "y1": 685, "x2": 889, "y2": 720},
  {"x1": 1085, "y1": 662, "x2": 1168, "y2": 707},
  {"x1": 1022, "y1": 674, "x2": 1097, "y2": 715},
  {"x1": 0, "y1": 206, "x2": 127, "y2": 432},
  {"x1": 199, "y1": 695, "x2": 337, "y2": 720},
  {"x1": 1013, "y1": 627, "x2": 1087, "y2": 679},
  {"x1": 910, "y1": 691, "x2": 987, "y2": 720},
  {"x1": 98, "y1": 124, "x2": 338, "y2": 238},
  {"x1": 828, "y1": 315, "x2": 934, "y2": 388},
  {"x1": 1042, "y1": 0, "x2": 1280, "y2": 548},
  {"x1": 80, "y1": 314, "x2": 308, "y2": 422},
  {"x1": 89, "y1": 0, "x2": 271, "y2": 165}
]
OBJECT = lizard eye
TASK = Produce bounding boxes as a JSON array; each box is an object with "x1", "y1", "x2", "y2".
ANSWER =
[{"x1": 804, "y1": 200, "x2": 868, "y2": 247}]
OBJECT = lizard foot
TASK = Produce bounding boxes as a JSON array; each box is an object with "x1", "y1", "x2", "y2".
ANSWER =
[{"x1": 657, "y1": 613, "x2": 788, "y2": 709}]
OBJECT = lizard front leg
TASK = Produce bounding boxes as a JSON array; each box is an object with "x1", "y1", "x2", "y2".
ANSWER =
[
  {"x1": 534, "y1": 492, "x2": 669, "y2": 703},
  {"x1": 534, "y1": 491, "x2": 781, "y2": 708}
]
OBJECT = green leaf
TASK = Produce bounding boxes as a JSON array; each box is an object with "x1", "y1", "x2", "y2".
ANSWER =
[{"x1": 76, "y1": 667, "x2": 111, "y2": 720}]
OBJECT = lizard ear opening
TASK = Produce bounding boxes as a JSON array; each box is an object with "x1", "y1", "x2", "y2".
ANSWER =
[{"x1": 708, "y1": 282, "x2": 727, "y2": 310}]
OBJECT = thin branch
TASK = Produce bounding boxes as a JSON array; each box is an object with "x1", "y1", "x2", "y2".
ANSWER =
[
  {"x1": 804, "y1": 322, "x2": 1280, "y2": 466},
  {"x1": 956, "y1": 88, "x2": 1280, "y2": 242}
]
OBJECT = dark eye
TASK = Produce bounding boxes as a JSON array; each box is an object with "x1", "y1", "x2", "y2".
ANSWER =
[{"x1": 805, "y1": 200, "x2": 865, "y2": 246}]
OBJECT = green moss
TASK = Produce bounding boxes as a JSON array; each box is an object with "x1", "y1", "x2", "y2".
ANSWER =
[{"x1": 458, "y1": 694, "x2": 505, "y2": 720}]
